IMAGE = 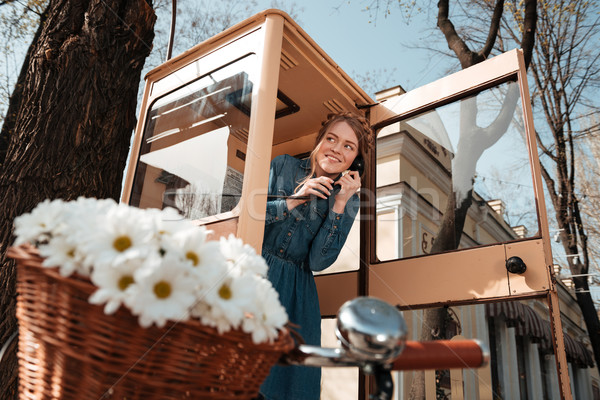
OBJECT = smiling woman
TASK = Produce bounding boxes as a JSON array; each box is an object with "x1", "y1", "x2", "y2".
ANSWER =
[
  {"x1": 258, "y1": 112, "x2": 372, "y2": 400},
  {"x1": 314, "y1": 124, "x2": 360, "y2": 177}
]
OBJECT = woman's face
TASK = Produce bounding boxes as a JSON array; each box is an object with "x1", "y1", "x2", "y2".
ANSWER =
[{"x1": 314, "y1": 121, "x2": 359, "y2": 179}]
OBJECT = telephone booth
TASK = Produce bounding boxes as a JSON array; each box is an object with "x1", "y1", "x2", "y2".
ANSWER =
[
  {"x1": 121, "y1": 9, "x2": 372, "y2": 253},
  {"x1": 121, "y1": 9, "x2": 576, "y2": 400}
]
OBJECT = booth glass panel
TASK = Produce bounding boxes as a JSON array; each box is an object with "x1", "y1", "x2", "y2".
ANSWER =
[
  {"x1": 390, "y1": 301, "x2": 565, "y2": 400},
  {"x1": 129, "y1": 55, "x2": 257, "y2": 220},
  {"x1": 375, "y1": 80, "x2": 539, "y2": 262}
]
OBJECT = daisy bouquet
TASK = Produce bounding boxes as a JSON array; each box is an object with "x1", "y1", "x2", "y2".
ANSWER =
[{"x1": 13, "y1": 197, "x2": 288, "y2": 345}]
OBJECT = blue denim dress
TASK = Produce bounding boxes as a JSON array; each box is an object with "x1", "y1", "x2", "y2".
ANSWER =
[{"x1": 259, "y1": 155, "x2": 359, "y2": 400}]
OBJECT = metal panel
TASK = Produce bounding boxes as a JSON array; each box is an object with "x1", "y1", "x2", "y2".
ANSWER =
[
  {"x1": 366, "y1": 49, "x2": 553, "y2": 306},
  {"x1": 236, "y1": 14, "x2": 283, "y2": 252},
  {"x1": 315, "y1": 271, "x2": 360, "y2": 317},
  {"x1": 368, "y1": 245, "x2": 510, "y2": 308},
  {"x1": 370, "y1": 50, "x2": 521, "y2": 128},
  {"x1": 505, "y1": 239, "x2": 552, "y2": 295}
]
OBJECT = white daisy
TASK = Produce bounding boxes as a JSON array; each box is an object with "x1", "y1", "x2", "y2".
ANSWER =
[
  {"x1": 192, "y1": 301, "x2": 234, "y2": 334},
  {"x1": 160, "y1": 224, "x2": 206, "y2": 257},
  {"x1": 163, "y1": 233, "x2": 228, "y2": 288},
  {"x1": 202, "y1": 273, "x2": 258, "y2": 332},
  {"x1": 126, "y1": 256, "x2": 197, "y2": 328},
  {"x1": 79, "y1": 203, "x2": 155, "y2": 268},
  {"x1": 39, "y1": 235, "x2": 87, "y2": 277},
  {"x1": 88, "y1": 257, "x2": 144, "y2": 314},
  {"x1": 242, "y1": 279, "x2": 288, "y2": 344},
  {"x1": 219, "y1": 234, "x2": 268, "y2": 277},
  {"x1": 61, "y1": 197, "x2": 119, "y2": 237},
  {"x1": 12, "y1": 197, "x2": 289, "y2": 336},
  {"x1": 13, "y1": 198, "x2": 66, "y2": 245}
]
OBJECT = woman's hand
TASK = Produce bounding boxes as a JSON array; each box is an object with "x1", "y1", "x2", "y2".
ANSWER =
[
  {"x1": 286, "y1": 176, "x2": 335, "y2": 210},
  {"x1": 332, "y1": 171, "x2": 361, "y2": 213}
]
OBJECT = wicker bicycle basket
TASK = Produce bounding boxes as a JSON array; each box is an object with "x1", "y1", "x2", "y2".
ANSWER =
[{"x1": 7, "y1": 244, "x2": 295, "y2": 400}]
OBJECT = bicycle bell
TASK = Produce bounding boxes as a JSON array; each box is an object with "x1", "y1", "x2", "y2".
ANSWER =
[{"x1": 336, "y1": 297, "x2": 407, "y2": 364}]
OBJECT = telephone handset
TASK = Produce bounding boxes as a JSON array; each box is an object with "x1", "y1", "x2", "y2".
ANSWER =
[
  {"x1": 348, "y1": 155, "x2": 365, "y2": 177},
  {"x1": 328, "y1": 155, "x2": 364, "y2": 198},
  {"x1": 268, "y1": 155, "x2": 364, "y2": 199}
]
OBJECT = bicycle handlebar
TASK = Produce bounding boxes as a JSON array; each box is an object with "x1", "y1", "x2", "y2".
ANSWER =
[
  {"x1": 282, "y1": 339, "x2": 489, "y2": 371},
  {"x1": 392, "y1": 339, "x2": 489, "y2": 370},
  {"x1": 279, "y1": 297, "x2": 489, "y2": 400},
  {"x1": 281, "y1": 338, "x2": 489, "y2": 400}
]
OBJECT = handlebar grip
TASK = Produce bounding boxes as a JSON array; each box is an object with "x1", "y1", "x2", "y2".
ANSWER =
[{"x1": 392, "y1": 340, "x2": 489, "y2": 371}]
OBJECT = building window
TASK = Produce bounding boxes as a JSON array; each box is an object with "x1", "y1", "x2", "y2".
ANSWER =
[
  {"x1": 488, "y1": 317, "x2": 503, "y2": 399},
  {"x1": 516, "y1": 335, "x2": 529, "y2": 399},
  {"x1": 539, "y1": 348, "x2": 552, "y2": 399}
]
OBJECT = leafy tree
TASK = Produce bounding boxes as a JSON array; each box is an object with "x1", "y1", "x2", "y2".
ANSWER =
[
  {"x1": 355, "y1": 1, "x2": 536, "y2": 398},
  {"x1": 500, "y1": 0, "x2": 600, "y2": 373},
  {"x1": 351, "y1": 67, "x2": 399, "y2": 98},
  {"x1": 369, "y1": 0, "x2": 600, "y2": 397},
  {"x1": 416, "y1": 3, "x2": 535, "y2": 399},
  {"x1": 0, "y1": 0, "x2": 156, "y2": 396},
  {"x1": 576, "y1": 119, "x2": 600, "y2": 284},
  {"x1": 0, "y1": 1, "x2": 303, "y2": 396}
]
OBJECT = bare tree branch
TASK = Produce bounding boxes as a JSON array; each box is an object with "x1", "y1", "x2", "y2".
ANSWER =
[
  {"x1": 479, "y1": 0, "x2": 504, "y2": 59},
  {"x1": 437, "y1": 0, "x2": 485, "y2": 67}
]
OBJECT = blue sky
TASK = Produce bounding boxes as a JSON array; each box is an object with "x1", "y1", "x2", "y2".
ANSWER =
[
  {"x1": 252, "y1": 2, "x2": 598, "y2": 291},
  {"x1": 253, "y1": 1, "x2": 454, "y2": 96}
]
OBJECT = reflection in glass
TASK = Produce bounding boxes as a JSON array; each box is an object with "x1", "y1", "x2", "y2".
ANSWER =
[
  {"x1": 376, "y1": 81, "x2": 538, "y2": 261},
  {"x1": 389, "y1": 300, "x2": 590, "y2": 399},
  {"x1": 129, "y1": 55, "x2": 256, "y2": 219}
]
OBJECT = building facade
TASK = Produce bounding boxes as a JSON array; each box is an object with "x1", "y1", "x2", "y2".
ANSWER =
[{"x1": 320, "y1": 86, "x2": 597, "y2": 399}]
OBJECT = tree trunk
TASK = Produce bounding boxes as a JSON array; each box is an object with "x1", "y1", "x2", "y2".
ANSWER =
[
  {"x1": 0, "y1": 0, "x2": 155, "y2": 396},
  {"x1": 408, "y1": 187, "x2": 472, "y2": 400},
  {"x1": 409, "y1": 1, "x2": 536, "y2": 396},
  {"x1": 574, "y1": 279, "x2": 600, "y2": 370},
  {"x1": 408, "y1": 307, "x2": 449, "y2": 400},
  {"x1": 547, "y1": 175, "x2": 600, "y2": 373}
]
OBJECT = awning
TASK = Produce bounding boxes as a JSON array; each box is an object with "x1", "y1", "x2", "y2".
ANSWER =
[
  {"x1": 486, "y1": 301, "x2": 526, "y2": 328},
  {"x1": 486, "y1": 302, "x2": 594, "y2": 368},
  {"x1": 562, "y1": 328, "x2": 595, "y2": 368},
  {"x1": 487, "y1": 301, "x2": 550, "y2": 345},
  {"x1": 521, "y1": 304, "x2": 552, "y2": 346}
]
